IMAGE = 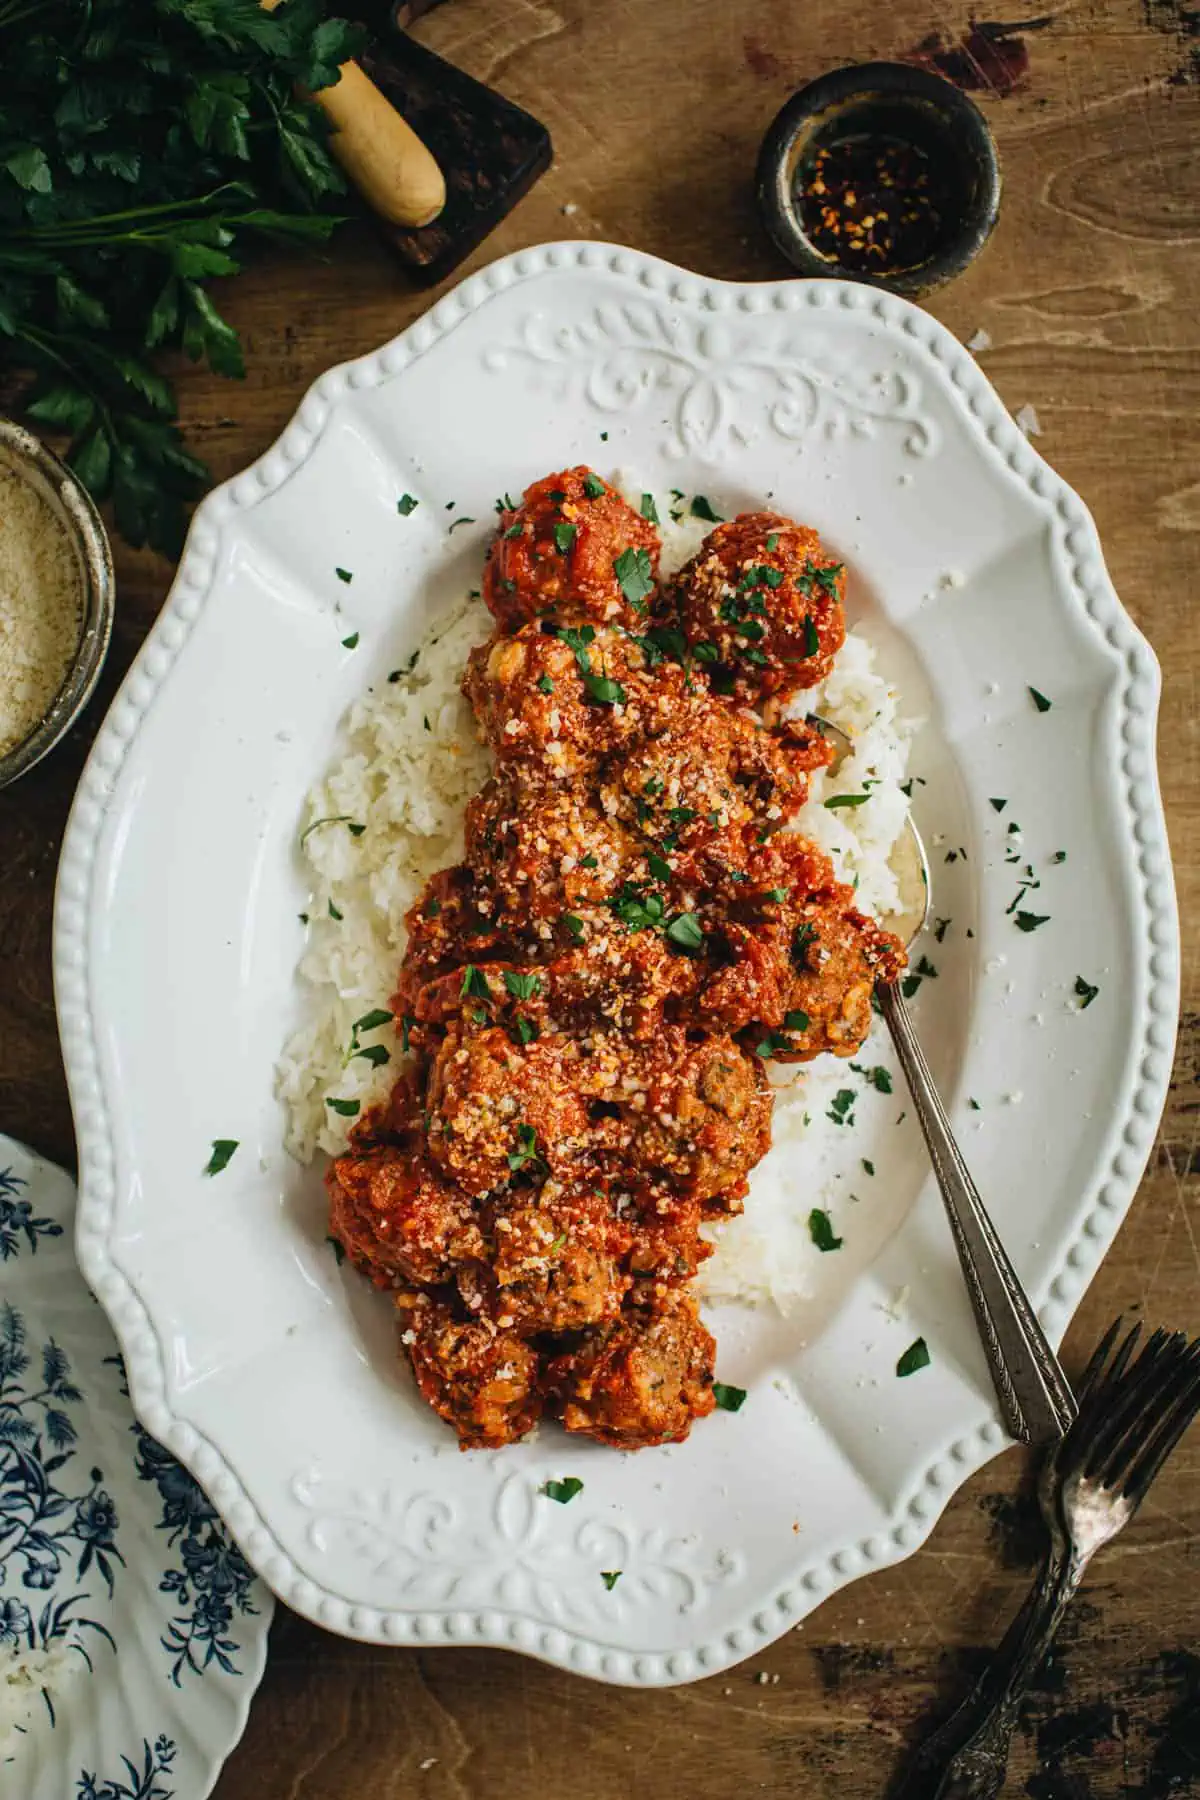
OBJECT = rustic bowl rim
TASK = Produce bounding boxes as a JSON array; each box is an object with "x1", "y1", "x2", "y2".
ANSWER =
[{"x1": 0, "y1": 417, "x2": 115, "y2": 789}]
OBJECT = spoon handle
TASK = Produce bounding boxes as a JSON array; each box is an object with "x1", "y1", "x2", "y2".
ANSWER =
[{"x1": 876, "y1": 981, "x2": 1076, "y2": 1446}]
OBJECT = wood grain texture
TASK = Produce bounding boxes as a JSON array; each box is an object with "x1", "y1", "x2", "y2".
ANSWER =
[{"x1": 1, "y1": 1, "x2": 1197, "y2": 1794}]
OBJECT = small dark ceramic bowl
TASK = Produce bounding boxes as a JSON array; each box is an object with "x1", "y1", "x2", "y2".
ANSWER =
[{"x1": 756, "y1": 61, "x2": 1002, "y2": 297}]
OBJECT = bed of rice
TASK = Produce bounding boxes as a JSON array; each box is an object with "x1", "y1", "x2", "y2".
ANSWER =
[{"x1": 276, "y1": 494, "x2": 916, "y2": 1312}]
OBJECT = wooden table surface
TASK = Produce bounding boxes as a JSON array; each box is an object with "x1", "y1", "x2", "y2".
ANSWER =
[{"x1": 2, "y1": 1, "x2": 1198, "y2": 1793}]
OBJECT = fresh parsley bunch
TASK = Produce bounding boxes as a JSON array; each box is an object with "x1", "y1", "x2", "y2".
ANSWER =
[{"x1": 0, "y1": 0, "x2": 364, "y2": 554}]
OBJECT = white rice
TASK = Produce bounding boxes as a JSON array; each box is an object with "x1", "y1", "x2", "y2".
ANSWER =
[{"x1": 277, "y1": 490, "x2": 916, "y2": 1311}]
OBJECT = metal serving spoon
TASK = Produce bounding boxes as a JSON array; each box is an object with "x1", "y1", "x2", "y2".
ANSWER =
[{"x1": 813, "y1": 717, "x2": 1076, "y2": 1447}]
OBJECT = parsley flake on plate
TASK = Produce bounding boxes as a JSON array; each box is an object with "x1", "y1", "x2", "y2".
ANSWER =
[
  {"x1": 541, "y1": 1477, "x2": 583, "y2": 1504},
  {"x1": 1029, "y1": 686, "x2": 1053, "y2": 713},
  {"x1": 397, "y1": 494, "x2": 418, "y2": 516},
  {"x1": 341, "y1": 631, "x2": 359, "y2": 649},
  {"x1": 690, "y1": 495, "x2": 723, "y2": 522},
  {"x1": 326, "y1": 1236, "x2": 346, "y2": 1265},
  {"x1": 640, "y1": 492, "x2": 659, "y2": 523},
  {"x1": 335, "y1": 567, "x2": 352, "y2": 584},
  {"x1": 808, "y1": 1208, "x2": 843, "y2": 1252},
  {"x1": 299, "y1": 814, "x2": 364, "y2": 847},
  {"x1": 600, "y1": 1571, "x2": 622, "y2": 1591},
  {"x1": 203, "y1": 1139, "x2": 238, "y2": 1177},
  {"x1": 1074, "y1": 976, "x2": 1100, "y2": 1009},
  {"x1": 827, "y1": 1088, "x2": 856, "y2": 1126},
  {"x1": 326, "y1": 1097, "x2": 359, "y2": 1117},
  {"x1": 896, "y1": 1337, "x2": 931, "y2": 1378},
  {"x1": 1015, "y1": 911, "x2": 1051, "y2": 933},
  {"x1": 712, "y1": 1382, "x2": 747, "y2": 1412}
]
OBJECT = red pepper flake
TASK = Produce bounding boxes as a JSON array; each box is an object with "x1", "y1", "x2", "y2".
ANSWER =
[{"x1": 795, "y1": 136, "x2": 953, "y2": 274}]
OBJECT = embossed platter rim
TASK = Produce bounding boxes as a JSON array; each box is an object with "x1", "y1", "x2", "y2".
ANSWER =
[
  {"x1": 55, "y1": 242, "x2": 1177, "y2": 1686},
  {"x1": 0, "y1": 1135, "x2": 272, "y2": 1798}
]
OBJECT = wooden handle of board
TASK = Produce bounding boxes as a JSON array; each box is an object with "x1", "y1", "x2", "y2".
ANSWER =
[{"x1": 262, "y1": 3, "x2": 446, "y2": 227}]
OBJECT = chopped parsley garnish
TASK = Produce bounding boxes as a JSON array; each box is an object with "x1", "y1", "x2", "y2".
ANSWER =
[
  {"x1": 460, "y1": 965, "x2": 491, "y2": 999},
  {"x1": 989, "y1": 798, "x2": 1007, "y2": 813},
  {"x1": 326, "y1": 1235, "x2": 346, "y2": 1265},
  {"x1": 896, "y1": 1337, "x2": 931, "y2": 1378},
  {"x1": 808, "y1": 1208, "x2": 843, "y2": 1252},
  {"x1": 636, "y1": 625, "x2": 688, "y2": 667},
  {"x1": 640, "y1": 492, "x2": 659, "y2": 523},
  {"x1": 765, "y1": 532, "x2": 779, "y2": 551},
  {"x1": 783, "y1": 1009, "x2": 810, "y2": 1031},
  {"x1": 1029, "y1": 686, "x2": 1053, "y2": 713},
  {"x1": 298, "y1": 913, "x2": 309, "y2": 925},
  {"x1": 579, "y1": 854, "x2": 599, "y2": 869},
  {"x1": 350, "y1": 1043, "x2": 389, "y2": 1068},
  {"x1": 554, "y1": 521, "x2": 578, "y2": 553},
  {"x1": 802, "y1": 617, "x2": 820, "y2": 658},
  {"x1": 691, "y1": 495, "x2": 723, "y2": 521},
  {"x1": 609, "y1": 886, "x2": 665, "y2": 931},
  {"x1": 425, "y1": 897, "x2": 441, "y2": 918},
  {"x1": 400, "y1": 1015, "x2": 414, "y2": 1054},
  {"x1": 827, "y1": 1088, "x2": 856, "y2": 1126},
  {"x1": 665, "y1": 913, "x2": 705, "y2": 952},
  {"x1": 933, "y1": 917, "x2": 951, "y2": 943},
  {"x1": 353, "y1": 1008, "x2": 393, "y2": 1033},
  {"x1": 512, "y1": 1016, "x2": 538, "y2": 1046},
  {"x1": 556, "y1": 624, "x2": 596, "y2": 672},
  {"x1": 495, "y1": 493, "x2": 516, "y2": 512},
  {"x1": 448, "y1": 515, "x2": 475, "y2": 532},
  {"x1": 764, "y1": 887, "x2": 788, "y2": 902},
  {"x1": 300, "y1": 814, "x2": 364, "y2": 847},
  {"x1": 203, "y1": 1139, "x2": 238, "y2": 1177},
  {"x1": 647, "y1": 853, "x2": 673, "y2": 882},
  {"x1": 397, "y1": 495, "x2": 418, "y2": 516},
  {"x1": 862, "y1": 1159, "x2": 875, "y2": 1176},
  {"x1": 564, "y1": 914, "x2": 585, "y2": 941},
  {"x1": 613, "y1": 546, "x2": 654, "y2": 611},
  {"x1": 548, "y1": 489, "x2": 566, "y2": 503},
  {"x1": 328, "y1": 899, "x2": 343, "y2": 921},
  {"x1": 1053, "y1": 850, "x2": 1067, "y2": 864},
  {"x1": 693, "y1": 641, "x2": 719, "y2": 663},
  {"x1": 335, "y1": 567, "x2": 352, "y2": 584},
  {"x1": 667, "y1": 806, "x2": 696, "y2": 826},
  {"x1": 755, "y1": 1034, "x2": 791, "y2": 1059},
  {"x1": 537, "y1": 674, "x2": 554, "y2": 694},
  {"x1": 504, "y1": 971, "x2": 542, "y2": 1001},
  {"x1": 541, "y1": 1477, "x2": 583, "y2": 1504},
  {"x1": 901, "y1": 955, "x2": 939, "y2": 999},
  {"x1": 503, "y1": 522, "x2": 523, "y2": 539},
  {"x1": 582, "y1": 672, "x2": 627, "y2": 706},
  {"x1": 1074, "y1": 976, "x2": 1100, "y2": 1009},
  {"x1": 968, "y1": 1097, "x2": 981, "y2": 1111},
  {"x1": 1014, "y1": 912, "x2": 1051, "y2": 932},
  {"x1": 507, "y1": 1122, "x2": 544, "y2": 1174},
  {"x1": 712, "y1": 1382, "x2": 746, "y2": 1412},
  {"x1": 850, "y1": 1063, "x2": 893, "y2": 1094},
  {"x1": 341, "y1": 630, "x2": 359, "y2": 649},
  {"x1": 824, "y1": 792, "x2": 870, "y2": 810},
  {"x1": 583, "y1": 473, "x2": 607, "y2": 498},
  {"x1": 326, "y1": 1097, "x2": 360, "y2": 1117},
  {"x1": 600, "y1": 1571, "x2": 622, "y2": 1591}
]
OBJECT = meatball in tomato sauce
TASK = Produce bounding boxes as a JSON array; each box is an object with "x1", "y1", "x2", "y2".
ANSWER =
[
  {"x1": 483, "y1": 467, "x2": 660, "y2": 630},
  {"x1": 672, "y1": 512, "x2": 846, "y2": 704}
]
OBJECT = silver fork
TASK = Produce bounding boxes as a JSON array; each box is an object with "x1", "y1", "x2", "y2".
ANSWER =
[{"x1": 892, "y1": 1317, "x2": 1200, "y2": 1800}]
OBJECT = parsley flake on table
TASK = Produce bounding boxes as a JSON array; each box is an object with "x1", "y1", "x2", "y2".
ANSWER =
[
  {"x1": 541, "y1": 1477, "x2": 583, "y2": 1504},
  {"x1": 1074, "y1": 976, "x2": 1100, "y2": 1009},
  {"x1": 896, "y1": 1337, "x2": 931, "y2": 1378},
  {"x1": 1029, "y1": 686, "x2": 1053, "y2": 712},
  {"x1": 203, "y1": 1139, "x2": 238, "y2": 1177},
  {"x1": 397, "y1": 494, "x2": 419, "y2": 516},
  {"x1": 690, "y1": 495, "x2": 723, "y2": 521},
  {"x1": 808, "y1": 1208, "x2": 843, "y2": 1252},
  {"x1": 613, "y1": 546, "x2": 654, "y2": 611},
  {"x1": 712, "y1": 1382, "x2": 747, "y2": 1412}
]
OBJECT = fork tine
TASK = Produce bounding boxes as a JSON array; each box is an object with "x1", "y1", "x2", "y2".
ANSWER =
[
  {"x1": 1074, "y1": 1315, "x2": 1127, "y2": 1406},
  {"x1": 1122, "y1": 1340, "x2": 1200, "y2": 1503},
  {"x1": 1091, "y1": 1333, "x2": 1194, "y2": 1489},
  {"x1": 1082, "y1": 1328, "x2": 1181, "y2": 1479}
]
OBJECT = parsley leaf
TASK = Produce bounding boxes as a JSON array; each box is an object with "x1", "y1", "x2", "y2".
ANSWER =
[
  {"x1": 335, "y1": 567, "x2": 352, "y2": 584},
  {"x1": 824, "y1": 793, "x2": 870, "y2": 810},
  {"x1": 583, "y1": 473, "x2": 606, "y2": 497},
  {"x1": 896, "y1": 1337, "x2": 931, "y2": 1378},
  {"x1": 600, "y1": 1570, "x2": 622, "y2": 1590},
  {"x1": 554, "y1": 521, "x2": 578, "y2": 553},
  {"x1": 691, "y1": 495, "x2": 723, "y2": 521},
  {"x1": 712, "y1": 1382, "x2": 746, "y2": 1412},
  {"x1": 1014, "y1": 912, "x2": 1051, "y2": 932},
  {"x1": 1074, "y1": 976, "x2": 1099, "y2": 1009},
  {"x1": 397, "y1": 494, "x2": 418, "y2": 516},
  {"x1": 808, "y1": 1208, "x2": 843, "y2": 1252},
  {"x1": 507, "y1": 1122, "x2": 544, "y2": 1174},
  {"x1": 613, "y1": 546, "x2": 654, "y2": 611},
  {"x1": 325, "y1": 1097, "x2": 360, "y2": 1117},
  {"x1": 827, "y1": 1089, "x2": 856, "y2": 1125},
  {"x1": 665, "y1": 913, "x2": 705, "y2": 952},
  {"x1": 640, "y1": 492, "x2": 659, "y2": 523},
  {"x1": 503, "y1": 971, "x2": 542, "y2": 1001},
  {"x1": 582, "y1": 672, "x2": 627, "y2": 706},
  {"x1": 541, "y1": 1477, "x2": 583, "y2": 1503},
  {"x1": 1029, "y1": 687, "x2": 1053, "y2": 713},
  {"x1": 341, "y1": 631, "x2": 359, "y2": 649},
  {"x1": 203, "y1": 1139, "x2": 238, "y2": 1176},
  {"x1": 989, "y1": 797, "x2": 1007, "y2": 813},
  {"x1": 326, "y1": 1235, "x2": 346, "y2": 1265}
]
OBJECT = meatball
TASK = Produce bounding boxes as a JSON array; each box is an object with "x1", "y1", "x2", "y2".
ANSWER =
[
  {"x1": 465, "y1": 770, "x2": 636, "y2": 920},
  {"x1": 399, "y1": 1293, "x2": 542, "y2": 1449},
  {"x1": 673, "y1": 512, "x2": 846, "y2": 704},
  {"x1": 326, "y1": 1145, "x2": 481, "y2": 1287},
  {"x1": 483, "y1": 467, "x2": 660, "y2": 631},
  {"x1": 776, "y1": 890, "x2": 906, "y2": 1058},
  {"x1": 546, "y1": 1291, "x2": 717, "y2": 1448},
  {"x1": 463, "y1": 621, "x2": 687, "y2": 779},
  {"x1": 458, "y1": 1184, "x2": 630, "y2": 1333},
  {"x1": 424, "y1": 1021, "x2": 593, "y2": 1196}
]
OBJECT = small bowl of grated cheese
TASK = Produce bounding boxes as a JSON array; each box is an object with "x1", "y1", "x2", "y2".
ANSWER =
[{"x1": 0, "y1": 419, "x2": 113, "y2": 789}]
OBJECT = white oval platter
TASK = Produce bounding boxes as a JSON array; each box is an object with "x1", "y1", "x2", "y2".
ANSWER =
[{"x1": 54, "y1": 244, "x2": 1177, "y2": 1687}]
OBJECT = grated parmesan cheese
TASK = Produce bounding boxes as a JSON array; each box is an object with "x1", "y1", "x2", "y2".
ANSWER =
[{"x1": 0, "y1": 463, "x2": 82, "y2": 759}]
